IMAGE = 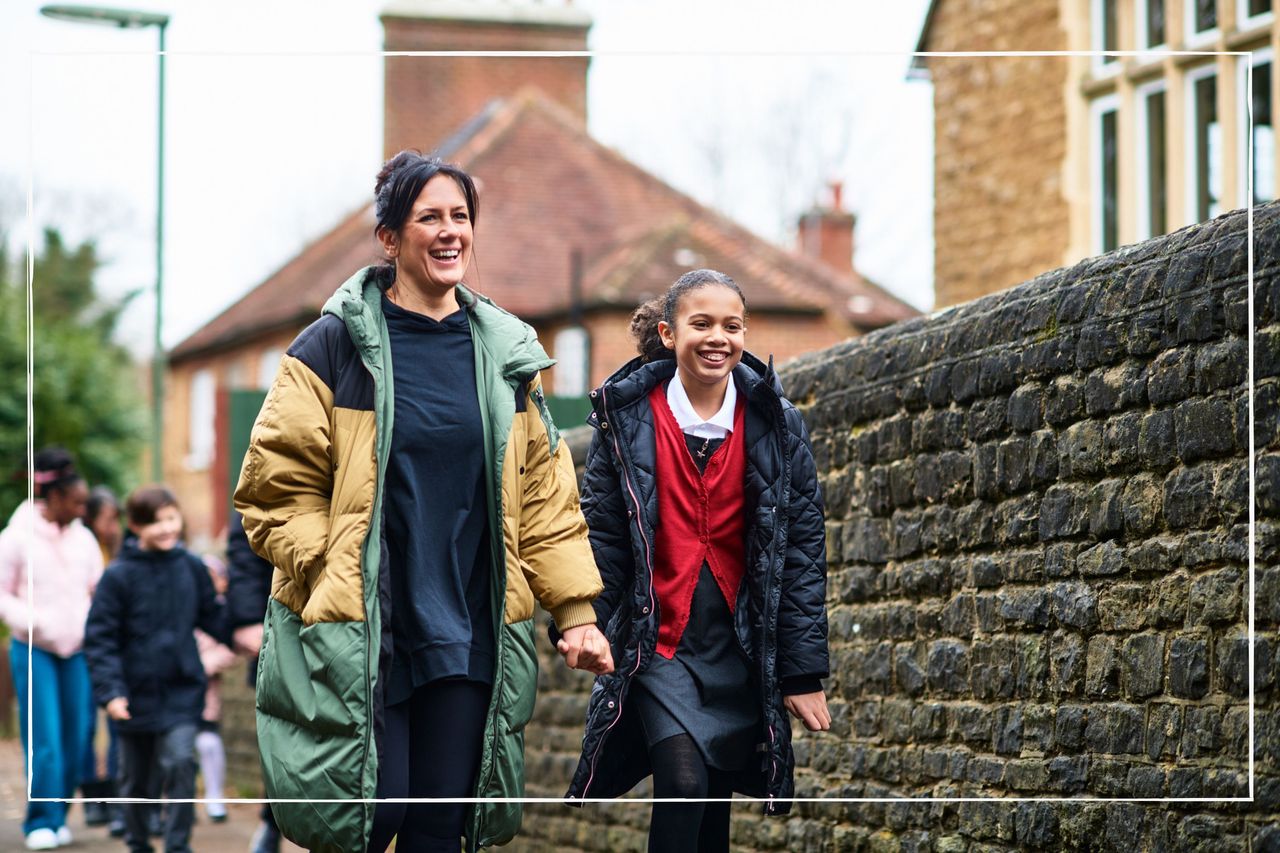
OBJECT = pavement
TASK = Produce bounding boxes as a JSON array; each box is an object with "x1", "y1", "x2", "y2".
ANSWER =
[{"x1": 1, "y1": 737, "x2": 306, "y2": 852}]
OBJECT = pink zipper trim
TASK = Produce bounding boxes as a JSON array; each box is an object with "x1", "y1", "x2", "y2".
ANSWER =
[{"x1": 580, "y1": 385, "x2": 656, "y2": 800}]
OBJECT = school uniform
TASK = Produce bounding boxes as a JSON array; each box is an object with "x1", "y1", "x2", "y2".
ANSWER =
[{"x1": 567, "y1": 352, "x2": 829, "y2": 815}]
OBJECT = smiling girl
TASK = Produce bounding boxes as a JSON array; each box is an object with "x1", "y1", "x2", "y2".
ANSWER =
[{"x1": 566, "y1": 269, "x2": 831, "y2": 852}]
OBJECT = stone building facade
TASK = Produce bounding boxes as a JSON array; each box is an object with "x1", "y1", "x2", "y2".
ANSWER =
[{"x1": 916, "y1": 0, "x2": 1278, "y2": 309}]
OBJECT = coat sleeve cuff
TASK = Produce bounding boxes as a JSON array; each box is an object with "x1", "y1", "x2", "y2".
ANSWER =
[
  {"x1": 548, "y1": 599, "x2": 598, "y2": 632},
  {"x1": 780, "y1": 675, "x2": 824, "y2": 696}
]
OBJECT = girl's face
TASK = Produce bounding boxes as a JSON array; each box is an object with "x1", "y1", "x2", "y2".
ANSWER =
[
  {"x1": 45, "y1": 481, "x2": 88, "y2": 528},
  {"x1": 658, "y1": 284, "x2": 746, "y2": 391},
  {"x1": 131, "y1": 504, "x2": 183, "y2": 552},
  {"x1": 378, "y1": 174, "x2": 474, "y2": 296}
]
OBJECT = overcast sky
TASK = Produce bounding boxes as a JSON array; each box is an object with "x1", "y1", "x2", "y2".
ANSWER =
[{"x1": 1, "y1": 0, "x2": 935, "y2": 351}]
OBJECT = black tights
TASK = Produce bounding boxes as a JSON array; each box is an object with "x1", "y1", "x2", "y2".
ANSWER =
[
  {"x1": 647, "y1": 734, "x2": 733, "y2": 853},
  {"x1": 366, "y1": 679, "x2": 491, "y2": 853}
]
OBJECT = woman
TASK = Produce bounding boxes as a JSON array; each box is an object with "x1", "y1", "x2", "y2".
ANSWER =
[
  {"x1": 0, "y1": 447, "x2": 103, "y2": 851},
  {"x1": 234, "y1": 151, "x2": 611, "y2": 853}
]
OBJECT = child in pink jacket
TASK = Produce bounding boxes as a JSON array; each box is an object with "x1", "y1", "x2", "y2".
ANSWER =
[{"x1": 0, "y1": 447, "x2": 103, "y2": 850}]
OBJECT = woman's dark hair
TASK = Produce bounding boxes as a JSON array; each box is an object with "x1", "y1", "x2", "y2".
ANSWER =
[
  {"x1": 630, "y1": 269, "x2": 748, "y2": 363},
  {"x1": 32, "y1": 446, "x2": 82, "y2": 500},
  {"x1": 124, "y1": 485, "x2": 179, "y2": 527},
  {"x1": 373, "y1": 150, "x2": 479, "y2": 285},
  {"x1": 84, "y1": 486, "x2": 120, "y2": 526}
]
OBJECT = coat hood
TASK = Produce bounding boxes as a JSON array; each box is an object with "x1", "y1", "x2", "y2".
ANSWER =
[
  {"x1": 594, "y1": 350, "x2": 784, "y2": 412},
  {"x1": 6, "y1": 499, "x2": 85, "y2": 543},
  {"x1": 322, "y1": 267, "x2": 554, "y2": 382}
]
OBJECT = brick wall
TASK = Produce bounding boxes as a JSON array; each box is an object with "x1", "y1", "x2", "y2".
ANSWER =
[
  {"x1": 382, "y1": 11, "x2": 590, "y2": 159},
  {"x1": 509, "y1": 202, "x2": 1279, "y2": 851},
  {"x1": 927, "y1": 0, "x2": 1070, "y2": 309}
]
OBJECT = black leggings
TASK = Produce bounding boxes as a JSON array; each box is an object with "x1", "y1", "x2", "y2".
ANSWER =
[
  {"x1": 367, "y1": 679, "x2": 491, "y2": 853},
  {"x1": 647, "y1": 734, "x2": 733, "y2": 853}
]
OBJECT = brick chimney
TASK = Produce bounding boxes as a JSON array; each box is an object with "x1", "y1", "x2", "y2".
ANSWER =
[
  {"x1": 797, "y1": 181, "x2": 856, "y2": 277},
  {"x1": 381, "y1": 1, "x2": 592, "y2": 159}
]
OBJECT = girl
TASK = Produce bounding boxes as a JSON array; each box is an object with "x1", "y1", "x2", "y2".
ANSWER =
[
  {"x1": 0, "y1": 447, "x2": 102, "y2": 851},
  {"x1": 565, "y1": 269, "x2": 831, "y2": 852}
]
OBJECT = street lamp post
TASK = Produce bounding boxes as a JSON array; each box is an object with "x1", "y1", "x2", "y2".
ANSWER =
[{"x1": 39, "y1": 4, "x2": 170, "y2": 481}]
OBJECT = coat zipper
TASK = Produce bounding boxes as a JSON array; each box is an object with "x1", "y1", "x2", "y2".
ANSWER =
[{"x1": 579, "y1": 385, "x2": 656, "y2": 800}]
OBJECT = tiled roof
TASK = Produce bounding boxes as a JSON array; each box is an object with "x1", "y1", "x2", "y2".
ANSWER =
[{"x1": 172, "y1": 88, "x2": 918, "y2": 361}]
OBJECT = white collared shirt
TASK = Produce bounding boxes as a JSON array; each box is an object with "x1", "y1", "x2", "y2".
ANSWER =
[{"x1": 666, "y1": 372, "x2": 737, "y2": 439}]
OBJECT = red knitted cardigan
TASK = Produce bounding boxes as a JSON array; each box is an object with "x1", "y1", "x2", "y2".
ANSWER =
[{"x1": 649, "y1": 383, "x2": 747, "y2": 659}]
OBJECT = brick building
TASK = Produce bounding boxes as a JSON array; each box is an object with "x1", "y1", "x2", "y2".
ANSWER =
[
  {"x1": 914, "y1": 0, "x2": 1277, "y2": 308},
  {"x1": 164, "y1": 0, "x2": 918, "y2": 548}
]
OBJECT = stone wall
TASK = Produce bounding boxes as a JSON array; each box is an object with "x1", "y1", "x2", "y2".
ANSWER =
[
  {"x1": 217, "y1": 202, "x2": 1277, "y2": 849},
  {"x1": 511, "y1": 202, "x2": 1279, "y2": 851}
]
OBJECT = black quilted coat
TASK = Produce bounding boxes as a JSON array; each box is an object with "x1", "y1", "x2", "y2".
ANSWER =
[{"x1": 565, "y1": 352, "x2": 829, "y2": 815}]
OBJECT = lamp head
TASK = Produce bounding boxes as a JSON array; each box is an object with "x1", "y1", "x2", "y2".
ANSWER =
[{"x1": 40, "y1": 5, "x2": 169, "y2": 29}]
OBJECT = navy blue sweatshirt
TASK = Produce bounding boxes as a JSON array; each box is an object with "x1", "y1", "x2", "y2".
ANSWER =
[{"x1": 382, "y1": 296, "x2": 494, "y2": 705}]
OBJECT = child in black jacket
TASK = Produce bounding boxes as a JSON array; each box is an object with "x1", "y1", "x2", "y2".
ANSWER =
[
  {"x1": 84, "y1": 486, "x2": 229, "y2": 853},
  {"x1": 565, "y1": 270, "x2": 830, "y2": 853}
]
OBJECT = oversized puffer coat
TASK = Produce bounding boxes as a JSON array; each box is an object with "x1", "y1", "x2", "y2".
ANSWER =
[
  {"x1": 565, "y1": 352, "x2": 829, "y2": 814},
  {"x1": 233, "y1": 267, "x2": 602, "y2": 852}
]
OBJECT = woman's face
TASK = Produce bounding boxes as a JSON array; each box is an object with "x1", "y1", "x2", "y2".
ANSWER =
[{"x1": 380, "y1": 174, "x2": 474, "y2": 296}]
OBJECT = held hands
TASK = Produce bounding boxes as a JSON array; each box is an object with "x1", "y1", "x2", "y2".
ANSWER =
[
  {"x1": 233, "y1": 623, "x2": 264, "y2": 656},
  {"x1": 557, "y1": 623, "x2": 615, "y2": 675},
  {"x1": 105, "y1": 696, "x2": 131, "y2": 721},
  {"x1": 783, "y1": 690, "x2": 831, "y2": 732}
]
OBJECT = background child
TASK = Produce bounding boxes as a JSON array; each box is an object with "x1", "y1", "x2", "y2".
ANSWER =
[
  {"x1": 83, "y1": 486, "x2": 229, "y2": 853},
  {"x1": 80, "y1": 486, "x2": 125, "y2": 835},
  {"x1": 0, "y1": 447, "x2": 102, "y2": 851},
  {"x1": 194, "y1": 554, "x2": 235, "y2": 824},
  {"x1": 564, "y1": 269, "x2": 831, "y2": 853}
]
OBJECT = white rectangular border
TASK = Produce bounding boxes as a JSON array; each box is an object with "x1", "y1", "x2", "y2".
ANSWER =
[{"x1": 23, "y1": 46, "x2": 1259, "y2": 810}]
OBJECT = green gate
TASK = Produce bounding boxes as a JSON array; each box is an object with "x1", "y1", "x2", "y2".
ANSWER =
[{"x1": 227, "y1": 389, "x2": 268, "y2": 518}]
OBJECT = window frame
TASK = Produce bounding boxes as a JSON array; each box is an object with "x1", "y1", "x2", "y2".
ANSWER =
[
  {"x1": 186, "y1": 368, "x2": 216, "y2": 471},
  {"x1": 1184, "y1": 0, "x2": 1220, "y2": 46},
  {"x1": 1137, "y1": 0, "x2": 1168, "y2": 51},
  {"x1": 1186, "y1": 62, "x2": 1222, "y2": 222},
  {"x1": 1136, "y1": 78, "x2": 1170, "y2": 240},
  {"x1": 1238, "y1": 0, "x2": 1274, "y2": 31},
  {"x1": 257, "y1": 348, "x2": 283, "y2": 390},
  {"x1": 1093, "y1": 0, "x2": 1123, "y2": 76},
  {"x1": 1092, "y1": 93, "x2": 1123, "y2": 253},
  {"x1": 1239, "y1": 47, "x2": 1276, "y2": 206}
]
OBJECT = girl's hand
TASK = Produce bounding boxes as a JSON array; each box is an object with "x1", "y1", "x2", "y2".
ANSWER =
[
  {"x1": 783, "y1": 691, "x2": 830, "y2": 732},
  {"x1": 106, "y1": 697, "x2": 131, "y2": 721},
  {"x1": 557, "y1": 623, "x2": 615, "y2": 675}
]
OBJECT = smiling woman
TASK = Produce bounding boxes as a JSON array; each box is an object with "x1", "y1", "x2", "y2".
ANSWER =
[{"x1": 233, "y1": 151, "x2": 612, "y2": 853}]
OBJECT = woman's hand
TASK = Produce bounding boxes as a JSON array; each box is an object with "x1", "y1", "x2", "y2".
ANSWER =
[
  {"x1": 105, "y1": 696, "x2": 131, "y2": 722},
  {"x1": 233, "y1": 623, "x2": 264, "y2": 656},
  {"x1": 783, "y1": 691, "x2": 830, "y2": 732},
  {"x1": 557, "y1": 623, "x2": 615, "y2": 675}
]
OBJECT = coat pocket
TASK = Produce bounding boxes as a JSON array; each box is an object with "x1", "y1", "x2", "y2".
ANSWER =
[
  {"x1": 499, "y1": 617, "x2": 538, "y2": 734},
  {"x1": 255, "y1": 599, "x2": 365, "y2": 737}
]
